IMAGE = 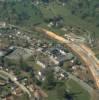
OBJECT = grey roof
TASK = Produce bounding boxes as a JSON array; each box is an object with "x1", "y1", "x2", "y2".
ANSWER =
[
  {"x1": 56, "y1": 53, "x2": 74, "y2": 62},
  {"x1": 5, "y1": 47, "x2": 34, "y2": 60}
]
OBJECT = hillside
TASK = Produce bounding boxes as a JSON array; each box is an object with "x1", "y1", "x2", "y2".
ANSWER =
[
  {"x1": 0, "y1": 0, "x2": 99, "y2": 35},
  {"x1": 66, "y1": 0, "x2": 99, "y2": 28},
  {"x1": 0, "y1": 0, "x2": 43, "y2": 26}
]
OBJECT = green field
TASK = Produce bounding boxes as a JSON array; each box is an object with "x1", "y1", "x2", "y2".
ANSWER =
[{"x1": 46, "y1": 79, "x2": 90, "y2": 100}]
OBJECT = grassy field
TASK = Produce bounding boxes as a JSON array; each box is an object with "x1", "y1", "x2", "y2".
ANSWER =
[
  {"x1": 65, "y1": 79, "x2": 90, "y2": 100},
  {"x1": 46, "y1": 79, "x2": 90, "y2": 100}
]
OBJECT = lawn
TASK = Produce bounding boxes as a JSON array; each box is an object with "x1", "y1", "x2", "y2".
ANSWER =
[
  {"x1": 45, "y1": 79, "x2": 90, "y2": 100},
  {"x1": 65, "y1": 79, "x2": 90, "y2": 100}
]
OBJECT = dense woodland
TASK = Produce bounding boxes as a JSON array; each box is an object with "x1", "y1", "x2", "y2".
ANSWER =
[{"x1": 0, "y1": 0, "x2": 99, "y2": 27}]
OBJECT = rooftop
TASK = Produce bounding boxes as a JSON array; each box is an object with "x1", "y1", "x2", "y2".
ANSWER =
[{"x1": 5, "y1": 47, "x2": 35, "y2": 60}]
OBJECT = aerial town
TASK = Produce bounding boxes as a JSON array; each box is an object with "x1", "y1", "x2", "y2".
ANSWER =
[{"x1": 0, "y1": 0, "x2": 99, "y2": 100}]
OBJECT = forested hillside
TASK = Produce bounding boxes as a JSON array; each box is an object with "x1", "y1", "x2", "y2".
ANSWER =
[
  {"x1": 0, "y1": 0, "x2": 43, "y2": 26},
  {"x1": 66, "y1": 0, "x2": 99, "y2": 27},
  {"x1": 0, "y1": 0, "x2": 99, "y2": 34}
]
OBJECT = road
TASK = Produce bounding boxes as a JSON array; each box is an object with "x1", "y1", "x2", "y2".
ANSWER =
[
  {"x1": 9, "y1": 24, "x2": 99, "y2": 88},
  {"x1": 40, "y1": 47, "x2": 94, "y2": 94},
  {"x1": 56, "y1": 66, "x2": 94, "y2": 94},
  {"x1": 0, "y1": 69, "x2": 31, "y2": 98},
  {"x1": 38, "y1": 28, "x2": 99, "y2": 89}
]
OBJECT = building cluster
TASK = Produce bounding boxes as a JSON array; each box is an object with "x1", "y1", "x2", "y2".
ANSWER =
[{"x1": 0, "y1": 22, "x2": 96, "y2": 99}]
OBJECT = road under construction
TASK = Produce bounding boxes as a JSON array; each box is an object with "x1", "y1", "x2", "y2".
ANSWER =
[{"x1": 36, "y1": 28, "x2": 99, "y2": 89}]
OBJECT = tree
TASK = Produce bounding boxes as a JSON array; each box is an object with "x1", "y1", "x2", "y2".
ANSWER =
[
  {"x1": 56, "y1": 81, "x2": 66, "y2": 100},
  {"x1": 18, "y1": 11, "x2": 30, "y2": 22},
  {"x1": 42, "y1": 0, "x2": 49, "y2": 3},
  {"x1": 19, "y1": 56, "x2": 28, "y2": 71},
  {"x1": 42, "y1": 68, "x2": 56, "y2": 90},
  {"x1": 59, "y1": 0, "x2": 68, "y2": 3}
]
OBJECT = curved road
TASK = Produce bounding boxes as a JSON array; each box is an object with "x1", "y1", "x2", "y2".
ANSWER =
[
  {"x1": 37, "y1": 28, "x2": 99, "y2": 89},
  {"x1": 0, "y1": 70, "x2": 31, "y2": 98}
]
